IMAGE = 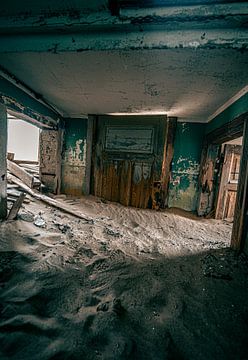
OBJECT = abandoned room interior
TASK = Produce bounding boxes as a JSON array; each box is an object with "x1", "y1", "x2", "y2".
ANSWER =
[{"x1": 0, "y1": 1, "x2": 248, "y2": 359}]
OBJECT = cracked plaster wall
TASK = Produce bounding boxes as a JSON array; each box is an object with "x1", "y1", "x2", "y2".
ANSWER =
[
  {"x1": 61, "y1": 118, "x2": 88, "y2": 195},
  {"x1": 168, "y1": 122, "x2": 206, "y2": 212}
]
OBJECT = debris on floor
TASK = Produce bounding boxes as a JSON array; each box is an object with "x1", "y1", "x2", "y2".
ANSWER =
[
  {"x1": 7, "y1": 192, "x2": 26, "y2": 220},
  {"x1": 0, "y1": 174, "x2": 247, "y2": 360},
  {"x1": 33, "y1": 214, "x2": 46, "y2": 228}
]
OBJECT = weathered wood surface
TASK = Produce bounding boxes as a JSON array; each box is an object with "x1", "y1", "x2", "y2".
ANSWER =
[
  {"x1": 7, "y1": 159, "x2": 35, "y2": 188},
  {"x1": 7, "y1": 195, "x2": 30, "y2": 204},
  {"x1": 206, "y1": 113, "x2": 246, "y2": 145},
  {"x1": 197, "y1": 143, "x2": 220, "y2": 216},
  {"x1": 215, "y1": 145, "x2": 234, "y2": 219},
  {"x1": 39, "y1": 129, "x2": 62, "y2": 194},
  {"x1": 0, "y1": 104, "x2": 7, "y2": 219},
  {"x1": 92, "y1": 115, "x2": 168, "y2": 209},
  {"x1": 161, "y1": 117, "x2": 177, "y2": 208},
  {"x1": 7, "y1": 192, "x2": 26, "y2": 220},
  {"x1": 14, "y1": 160, "x2": 39, "y2": 165},
  {"x1": 8, "y1": 174, "x2": 92, "y2": 222},
  {"x1": 215, "y1": 145, "x2": 241, "y2": 220},
  {"x1": 231, "y1": 119, "x2": 248, "y2": 251},
  {"x1": 224, "y1": 191, "x2": 237, "y2": 219},
  {"x1": 7, "y1": 152, "x2": 15, "y2": 161}
]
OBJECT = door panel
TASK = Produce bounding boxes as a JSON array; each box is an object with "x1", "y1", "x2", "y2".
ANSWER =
[
  {"x1": 92, "y1": 115, "x2": 167, "y2": 208},
  {"x1": 215, "y1": 144, "x2": 242, "y2": 220}
]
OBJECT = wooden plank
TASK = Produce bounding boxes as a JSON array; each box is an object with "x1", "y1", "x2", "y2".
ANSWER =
[
  {"x1": 111, "y1": 161, "x2": 120, "y2": 202},
  {"x1": 130, "y1": 162, "x2": 140, "y2": 207},
  {"x1": 105, "y1": 162, "x2": 114, "y2": 201},
  {"x1": 197, "y1": 143, "x2": 220, "y2": 216},
  {"x1": 13, "y1": 160, "x2": 39, "y2": 165},
  {"x1": 7, "y1": 159, "x2": 34, "y2": 188},
  {"x1": 215, "y1": 145, "x2": 233, "y2": 219},
  {"x1": 119, "y1": 161, "x2": 131, "y2": 207},
  {"x1": 89, "y1": 115, "x2": 98, "y2": 196},
  {"x1": 55, "y1": 127, "x2": 63, "y2": 195},
  {"x1": 138, "y1": 177, "x2": 148, "y2": 209},
  {"x1": 85, "y1": 116, "x2": 94, "y2": 196},
  {"x1": 124, "y1": 161, "x2": 133, "y2": 206},
  {"x1": 7, "y1": 195, "x2": 30, "y2": 204},
  {"x1": 161, "y1": 117, "x2": 177, "y2": 208},
  {"x1": 7, "y1": 152, "x2": 15, "y2": 161},
  {"x1": 101, "y1": 161, "x2": 108, "y2": 199},
  {"x1": 206, "y1": 112, "x2": 246, "y2": 145},
  {"x1": 224, "y1": 191, "x2": 236, "y2": 219},
  {"x1": 7, "y1": 192, "x2": 25, "y2": 220},
  {"x1": 8, "y1": 174, "x2": 93, "y2": 222},
  {"x1": 0, "y1": 104, "x2": 7, "y2": 219},
  {"x1": 231, "y1": 119, "x2": 248, "y2": 251},
  {"x1": 20, "y1": 166, "x2": 39, "y2": 175},
  {"x1": 95, "y1": 168, "x2": 102, "y2": 198},
  {"x1": 118, "y1": 161, "x2": 125, "y2": 205},
  {"x1": 142, "y1": 163, "x2": 153, "y2": 209}
]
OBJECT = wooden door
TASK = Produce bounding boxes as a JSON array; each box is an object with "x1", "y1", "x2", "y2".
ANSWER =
[
  {"x1": 91, "y1": 115, "x2": 168, "y2": 209},
  {"x1": 215, "y1": 144, "x2": 242, "y2": 220}
]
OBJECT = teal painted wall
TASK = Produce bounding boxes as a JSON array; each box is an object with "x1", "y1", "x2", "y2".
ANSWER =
[
  {"x1": 206, "y1": 92, "x2": 248, "y2": 134},
  {"x1": 0, "y1": 76, "x2": 58, "y2": 128},
  {"x1": 168, "y1": 122, "x2": 206, "y2": 212},
  {"x1": 61, "y1": 118, "x2": 88, "y2": 195}
]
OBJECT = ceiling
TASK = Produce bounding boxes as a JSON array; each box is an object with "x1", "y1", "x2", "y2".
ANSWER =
[
  {"x1": 1, "y1": 0, "x2": 238, "y2": 16},
  {"x1": 0, "y1": 47, "x2": 247, "y2": 122},
  {"x1": 0, "y1": 0, "x2": 108, "y2": 16}
]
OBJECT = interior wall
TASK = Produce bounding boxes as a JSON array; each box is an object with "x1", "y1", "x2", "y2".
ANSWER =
[
  {"x1": 168, "y1": 122, "x2": 206, "y2": 212},
  {"x1": 39, "y1": 129, "x2": 61, "y2": 193},
  {"x1": 206, "y1": 92, "x2": 248, "y2": 134},
  {"x1": 7, "y1": 118, "x2": 39, "y2": 161},
  {"x1": 61, "y1": 118, "x2": 88, "y2": 196}
]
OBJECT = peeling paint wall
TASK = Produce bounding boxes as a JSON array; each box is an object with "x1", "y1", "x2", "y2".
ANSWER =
[
  {"x1": 61, "y1": 118, "x2": 88, "y2": 196},
  {"x1": 168, "y1": 122, "x2": 205, "y2": 212},
  {"x1": 0, "y1": 77, "x2": 58, "y2": 128},
  {"x1": 39, "y1": 129, "x2": 61, "y2": 193}
]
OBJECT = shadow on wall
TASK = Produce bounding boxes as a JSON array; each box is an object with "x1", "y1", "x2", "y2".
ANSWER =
[{"x1": 7, "y1": 117, "x2": 40, "y2": 161}]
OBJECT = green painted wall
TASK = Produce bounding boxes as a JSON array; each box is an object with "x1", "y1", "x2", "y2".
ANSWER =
[
  {"x1": 168, "y1": 122, "x2": 206, "y2": 212},
  {"x1": 206, "y1": 92, "x2": 248, "y2": 134},
  {"x1": 0, "y1": 76, "x2": 58, "y2": 128},
  {"x1": 61, "y1": 118, "x2": 88, "y2": 195}
]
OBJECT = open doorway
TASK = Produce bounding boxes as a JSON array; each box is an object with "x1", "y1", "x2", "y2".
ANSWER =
[
  {"x1": 7, "y1": 113, "x2": 40, "y2": 161},
  {"x1": 198, "y1": 112, "x2": 247, "y2": 252},
  {"x1": 215, "y1": 137, "x2": 243, "y2": 222},
  {"x1": 7, "y1": 112, "x2": 41, "y2": 190}
]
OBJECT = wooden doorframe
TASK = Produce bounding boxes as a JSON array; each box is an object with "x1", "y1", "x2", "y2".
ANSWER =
[
  {"x1": 198, "y1": 111, "x2": 248, "y2": 251},
  {"x1": 205, "y1": 112, "x2": 245, "y2": 145},
  {"x1": 215, "y1": 144, "x2": 242, "y2": 220},
  {"x1": 90, "y1": 115, "x2": 177, "y2": 209},
  {"x1": 231, "y1": 117, "x2": 248, "y2": 251},
  {"x1": 161, "y1": 116, "x2": 177, "y2": 208}
]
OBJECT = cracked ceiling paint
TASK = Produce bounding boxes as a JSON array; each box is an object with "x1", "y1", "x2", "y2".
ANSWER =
[{"x1": 0, "y1": 48, "x2": 247, "y2": 121}]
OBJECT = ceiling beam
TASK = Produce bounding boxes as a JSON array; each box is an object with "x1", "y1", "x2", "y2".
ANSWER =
[
  {"x1": 0, "y1": 28, "x2": 247, "y2": 53},
  {"x1": 0, "y1": 3, "x2": 246, "y2": 34},
  {"x1": 0, "y1": 76, "x2": 60, "y2": 128},
  {"x1": 0, "y1": 3, "x2": 247, "y2": 52}
]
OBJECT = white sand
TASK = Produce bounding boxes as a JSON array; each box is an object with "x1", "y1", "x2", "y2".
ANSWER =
[{"x1": 0, "y1": 196, "x2": 247, "y2": 360}]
